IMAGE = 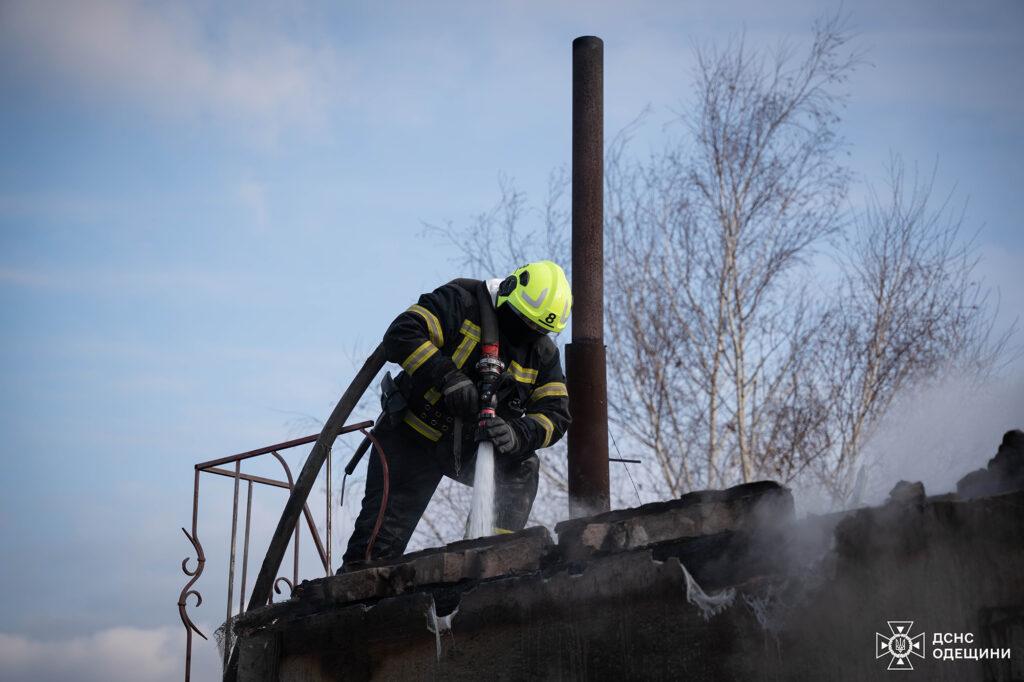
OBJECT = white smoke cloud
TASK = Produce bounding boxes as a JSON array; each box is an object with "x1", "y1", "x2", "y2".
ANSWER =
[
  {"x1": 789, "y1": 373, "x2": 1024, "y2": 515},
  {"x1": 856, "y1": 374, "x2": 1024, "y2": 503}
]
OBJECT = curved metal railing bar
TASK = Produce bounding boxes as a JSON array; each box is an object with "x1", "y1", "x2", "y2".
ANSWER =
[
  {"x1": 272, "y1": 576, "x2": 295, "y2": 602},
  {"x1": 271, "y1": 450, "x2": 332, "y2": 574},
  {"x1": 178, "y1": 530, "x2": 206, "y2": 637},
  {"x1": 179, "y1": 420, "x2": 373, "y2": 681},
  {"x1": 270, "y1": 451, "x2": 303, "y2": 588},
  {"x1": 178, "y1": 470, "x2": 208, "y2": 682}
]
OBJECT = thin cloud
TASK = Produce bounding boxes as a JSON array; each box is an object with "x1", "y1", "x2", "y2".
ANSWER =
[
  {"x1": 235, "y1": 179, "x2": 271, "y2": 233},
  {"x1": 0, "y1": 0, "x2": 348, "y2": 137},
  {"x1": 0, "y1": 626, "x2": 219, "y2": 682},
  {"x1": 0, "y1": 265, "x2": 236, "y2": 299}
]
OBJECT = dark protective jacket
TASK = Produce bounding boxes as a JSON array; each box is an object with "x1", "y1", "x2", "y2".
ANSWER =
[{"x1": 381, "y1": 278, "x2": 571, "y2": 474}]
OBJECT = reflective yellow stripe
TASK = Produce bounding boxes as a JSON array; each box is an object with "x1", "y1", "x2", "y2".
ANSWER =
[
  {"x1": 401, "y1": 340, "x2": 438, "y2": 374},
  {"x1": 529, "y1": 381, "x2": 568, "y2": 403},
  {"x1": 460, "y1": 319, "x2": 481, "y2": 342},
  {"x1": 407, "y1": 304, "x2": 444, "y2": 348},
  {"x1": 508, "y1": 361, "x2": 538, "y2": 384},
  {"x1": 403, "y1": 411, "x2": 442, "y2": 441},
  {"x1": 452, "y1": 335, "x2": 477, "y2": 369},
  {"x1": 422, "y1": 319, "x2": 479, "y2": 404},
  {"x1": 528, "y1": 413, "x2": 555, "y2": 448}
]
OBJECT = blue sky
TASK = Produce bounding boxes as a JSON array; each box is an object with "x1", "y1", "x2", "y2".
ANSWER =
[{"x1": 0, "y1": 1, "x2": 1021, "y2": 679}]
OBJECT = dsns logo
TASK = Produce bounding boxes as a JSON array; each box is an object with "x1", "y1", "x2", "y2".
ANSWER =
[{"x1": 876, "y1": 621, "x2": 926, "y2": 670}]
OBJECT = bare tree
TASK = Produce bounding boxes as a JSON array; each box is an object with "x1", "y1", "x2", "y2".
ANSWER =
[
  {"x1": 410, "y1": 16, "x2": 1010, "y2": 545},
  {"x1": 605, "y1": 15, "x2": 858, "y2": 494},
  {"x1": 807, "y1": 158, "x2": 1015, "y2": 503},
  {"x1": 423, "y1": 169, "x2": 571, "y2": 277}
]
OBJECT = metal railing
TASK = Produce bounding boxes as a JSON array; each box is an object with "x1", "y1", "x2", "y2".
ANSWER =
[{"x1": 177, "y1": 420, "x2": 373, "y2": 681}]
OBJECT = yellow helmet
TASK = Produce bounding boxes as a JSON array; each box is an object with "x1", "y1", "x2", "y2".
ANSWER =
[{"x1": 496, "y1": 260, "x2": 572, "y2": 334}]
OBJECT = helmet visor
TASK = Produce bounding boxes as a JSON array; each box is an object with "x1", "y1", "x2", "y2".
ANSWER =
[{"x1": 505, "y1": 300, "x2": 553, "y2": 336}]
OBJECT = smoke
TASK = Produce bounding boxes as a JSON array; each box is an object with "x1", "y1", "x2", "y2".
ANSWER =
[
  {"x1": 794, "y1": 372, "x2": 1024, "y2": 515},
  {"x1": 857, "y1": 373, "x2": 1024, "y2": 503}
]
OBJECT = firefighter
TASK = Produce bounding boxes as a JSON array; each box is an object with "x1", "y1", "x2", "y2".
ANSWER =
[{"x1": 341, "y1": 260, "x2": 572, "y2": 569}]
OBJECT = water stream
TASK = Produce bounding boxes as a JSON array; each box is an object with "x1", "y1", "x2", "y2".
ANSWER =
[{"x1": 467, "y1": 441, "x2": 496, "y2": 538}]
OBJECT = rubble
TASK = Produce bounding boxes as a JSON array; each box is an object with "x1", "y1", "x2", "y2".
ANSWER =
[
  {"x1": 958, "y1": 429, "x2": 1024, "y2": 499},
  {"x1": 293, "y1": 527, "x2": 552, "y2": 605},
  {"x1": 232, "y1": 438, "x2": 1024, "y2": 681},
  {"x1": 553, "y1": 481, "x2": 793, "y2": 562},
  {"x1": 887, "y1": 479, "x2": 926, "y2": 504}
]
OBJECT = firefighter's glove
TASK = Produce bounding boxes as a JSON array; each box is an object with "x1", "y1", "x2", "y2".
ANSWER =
[
  {"x1": 476, "y1": 417, "x2": 518, "y2": 456},
  {"x1": 441, "y1": 370, "x2": 478, "y2": 418}
]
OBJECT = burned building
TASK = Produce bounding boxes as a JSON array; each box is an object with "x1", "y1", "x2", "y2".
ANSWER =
[{"x1": 227, "y1": 433, "x2": 1024, "y2": 680}]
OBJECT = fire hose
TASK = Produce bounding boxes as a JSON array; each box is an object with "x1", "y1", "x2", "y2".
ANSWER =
[
  {"x1": 473, "y1": 278, "x2": 503, "y2": 426},
  {"x1": 341, "y1": 418, "x2": 390, "y2": 563},
  {"x1": 359, "y1": 428, "x2": 390, "y2": 562}
]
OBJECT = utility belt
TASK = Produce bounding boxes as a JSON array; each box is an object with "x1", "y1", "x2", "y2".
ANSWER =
[
  {"x1": 380, "y1": 370, "x2": 457, "y2": 440},
  {"x1": 380, "y1": 369, "x2": 472, "y2": 477},
  {"x1": 380, "y1": 371, "x2": 409, "y2": 428}
]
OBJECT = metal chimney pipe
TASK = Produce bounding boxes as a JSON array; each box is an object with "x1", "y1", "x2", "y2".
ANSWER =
[{"x1": 566, "y1": 35, "x2": 610, "y2": 517}]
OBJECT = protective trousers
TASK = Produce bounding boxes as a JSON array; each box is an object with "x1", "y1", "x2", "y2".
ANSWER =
[{"x1": 341, "y1": 423, "x2": 539, "y2": 570}]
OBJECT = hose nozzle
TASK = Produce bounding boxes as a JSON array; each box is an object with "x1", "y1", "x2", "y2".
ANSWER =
[{"x1": 476, "y1": 343, "x2": 504, "y2": 423}]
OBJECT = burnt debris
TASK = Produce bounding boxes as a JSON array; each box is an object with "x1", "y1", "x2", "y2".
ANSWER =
[
  {"x1": 231, "y1": 433, "x2": 1024, "y2": 681},
  {"x1": 958, "y1": 429, "x2": 1024, "y2": 499}
]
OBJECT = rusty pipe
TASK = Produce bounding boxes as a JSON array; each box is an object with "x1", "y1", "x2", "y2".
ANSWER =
[{"x1": 566, "y1": 35, "x2": 610, "y2": 518}]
